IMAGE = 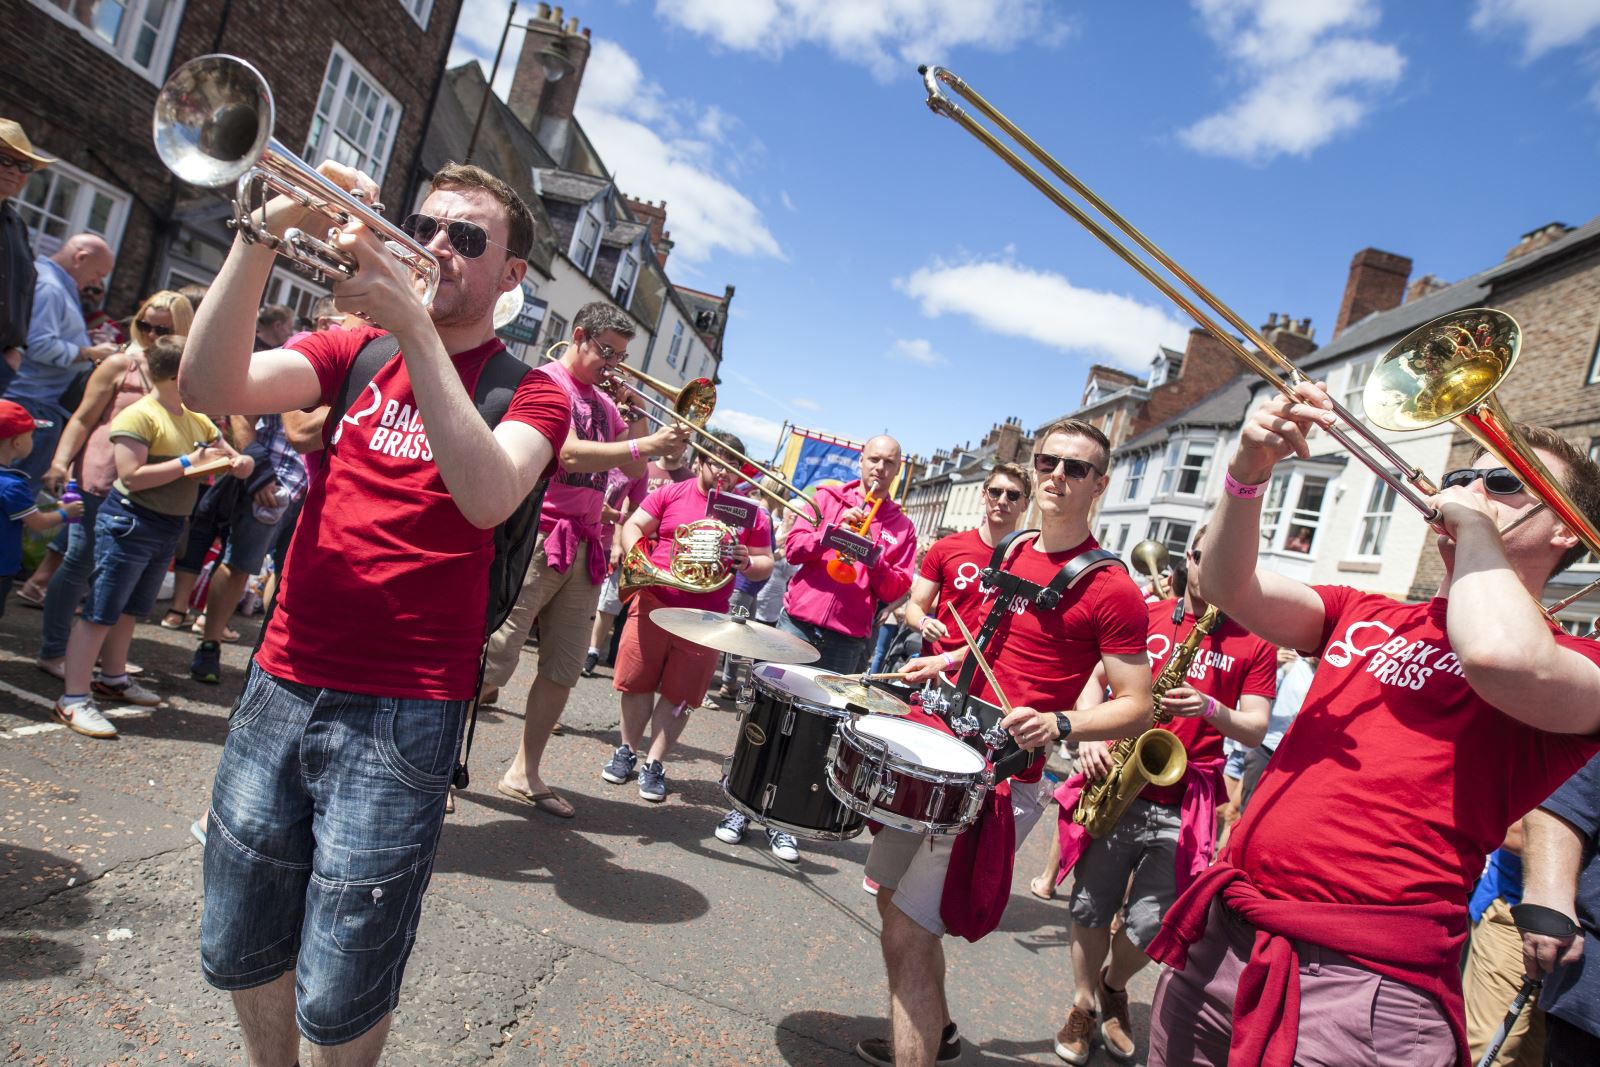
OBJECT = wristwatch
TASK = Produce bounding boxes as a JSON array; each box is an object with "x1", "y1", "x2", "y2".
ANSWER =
[{"x1": 1053, "y1": 713, "x2": 1072, "y2": 740}]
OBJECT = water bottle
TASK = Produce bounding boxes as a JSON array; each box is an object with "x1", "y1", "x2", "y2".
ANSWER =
[
  {"x1": 61, "y1": 479, "x2": 82, "y2": 525},
  {"x1": 252, "y1": 484, "x2": 293, "y2": 525}
]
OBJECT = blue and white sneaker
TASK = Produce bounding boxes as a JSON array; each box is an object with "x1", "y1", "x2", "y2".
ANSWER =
[
  {"x1": 715, "y1": 810, "x2": 747, "y2": 844},
  {"x1": 766, "y1": 827, "x2": 800, "y2": 863},
  {"x1": 638, "y1": 759, "x2": 667, "y2": 802},
  {"x1": 601, "y1": 744, "x2": 637, "y2": 784}
]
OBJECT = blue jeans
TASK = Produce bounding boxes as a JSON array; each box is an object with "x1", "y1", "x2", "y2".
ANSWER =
[
  {"x1": 84, "y1": 494, "x2": 185, "y2": 625},
  {"x1": 868, "y1": 622, "x2": 901, "y2": 674},
  {"x1": 38, "y1": 491, "x2": 104, "y2": 659},
  {"x1": 777, "y1": 610, "x2": 870, "y2": 674},
  {"x1": 200, "y1": 664, "x2": 467, "y2": 1045}
]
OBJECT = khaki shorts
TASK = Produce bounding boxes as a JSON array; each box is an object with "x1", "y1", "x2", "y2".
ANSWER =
[
  {"x1": 865, "y1": 776, "x2": 1046, "y2": 937},
  {"x1": 483, "y1": 533, "x2": 601, "y2": 690}
]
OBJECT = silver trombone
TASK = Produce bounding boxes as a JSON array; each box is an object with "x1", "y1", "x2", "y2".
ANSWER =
[{"x1": 153, "y1": 54, "x2": 439, "y2": 307}]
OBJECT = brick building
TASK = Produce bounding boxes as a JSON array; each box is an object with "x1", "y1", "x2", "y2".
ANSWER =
[
  {"x1": 902, "y1": 416, "x2": 1032, "y2": 543},
  {"x1": 4, "y1": 0, "x2": 463, "y2": 321}
]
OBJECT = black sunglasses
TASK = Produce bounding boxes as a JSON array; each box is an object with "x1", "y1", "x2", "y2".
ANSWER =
[
  {"x1": 1441, "y1": 467, "x2": 1525, "y2": 496},
  {"x1": 1188, "y1": 548, "x2": 1202, "y2": 564},
  {"x1": 400, "y1": 213, "x2": 513, "y2": 260},
  {"x1": 136, "y1": 318, "x2": 173, "y2": 337},
  {"x1": 985, "y1": 486, "x2": 1023, "y2": 503},
  {"x1": 0, "y1": 155, "x2": 35, "y2": 175},
  {"x1": 1033, "y1": 452, "x2": 1101, "y2": 480}
]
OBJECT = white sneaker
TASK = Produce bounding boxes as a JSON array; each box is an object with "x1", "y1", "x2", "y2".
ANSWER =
[
  {"x1": 56, "y1": 697, "x2": 117, "y2": 739},
  {"x1": 766, "y1": 828, "x2": 800, "y2": 863},
  {"x1": 93, "y1": 677, "x2": 161, "y2": 707}
]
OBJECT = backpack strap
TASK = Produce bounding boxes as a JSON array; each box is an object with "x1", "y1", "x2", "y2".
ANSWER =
[
  {"x1": 471, "y1": 347, "x2": 533, "y2": 423},
  {"x1": 323, "y1": 333, "x2": 401, "y2": 450}
]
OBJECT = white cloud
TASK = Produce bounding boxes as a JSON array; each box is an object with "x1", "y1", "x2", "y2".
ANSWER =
[
  {"x1": 1179, "y1": 0, "x2": 1404, "y2": 163},
  {"x1": 792, "y1": 397, "x2": 823, "y2": 412},
  {"x1": 655, "y1": 0, "x2": 1067, "y2": 82},
  {"x1": 895, "y1": 254, "x2": 1191, "y2": 369},
  {"x1": 889, "y1": 338, "x2": 949, "y2": 367},
  {"x1": 1471, "y1": 0, "x2": 1600, "y2": 58},
  {"x1": 779, "y1": 190, "x2": 797, "y2": 212},
  {"x1": 709, "y1": 408, "x2": 786, "y2": 454}
]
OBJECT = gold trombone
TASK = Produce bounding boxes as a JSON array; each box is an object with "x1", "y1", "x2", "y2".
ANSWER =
[{"x1": 918, "y1": 65, "x2": 1600, "y2": 622}]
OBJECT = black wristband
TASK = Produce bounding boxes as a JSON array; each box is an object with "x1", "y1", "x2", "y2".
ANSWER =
[{"x1": 1511, "y1": 903, "x2": 1580, "y2": 938}]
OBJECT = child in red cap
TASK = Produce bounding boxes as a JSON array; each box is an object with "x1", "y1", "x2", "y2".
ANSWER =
[{"x1": 0, "y1": 400, "x2": 83, "y2": 614}]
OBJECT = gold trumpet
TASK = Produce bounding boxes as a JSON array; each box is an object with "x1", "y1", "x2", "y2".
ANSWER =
[
  {"x1": 918, "y1": 66, "x2": 1600, "y2": 622},
  {"x1": 1129, "y1": 540, "x2": 1172, "y2": 600},
  {"x1": 154, "y1": 54, "x2": 439, "y2": 306}
]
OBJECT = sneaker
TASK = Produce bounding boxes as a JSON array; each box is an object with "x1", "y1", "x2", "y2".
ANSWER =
[
  {"x1": 854, "y1": 1021, "x2": 961, "y2": 1065},
  {"x1": 862, "y1": 876, "x2": 880, "y2": 896},
  {"x1": 766, "y1": 827, "x2": 800, "y2": 863},
  {"x1": 92, "y1": 677, "x2": 161, "y2": 707},
  {"x1": 190, "y1": 640, "x2": 223, "y2": 684},
  {"x1": 1097, "y1": 968, "x2": 1137, "y2": 1062},
  {"x1": 1052, "y1": 1006, "x2": 1097, "y2": 1065},
  {"x1": 715, "y1": 810, "x2": 748, "y2": 844},
  {"x1": 638, "y1": 759, "x2": 667, "y2": 802},
  {"x1": 55, "y1": 697, "x2": 117, "y2": 739},
  {"x1": 580, "y1": 650, "x2": 600, "y2": 677},
  {"x1": 601, "y1": 744, "x2": 637, "y2": 784}
]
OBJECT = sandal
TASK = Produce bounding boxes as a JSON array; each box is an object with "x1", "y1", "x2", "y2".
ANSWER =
[
  {"x1": 496, "y1": 780, "x2": 575, "y2": 818},
  {"x1": 14, "y1": 585, "x2": 45, "y2": 609},
  {"x1": 191, "y1": 615, "x2": 240, "y2": 642},
  {"x1": 159, "y1": 611, "x2": 190, "y2": 630},
  {"x1": 1029, "y1": 875, "x2": 1056, "y2": 901}
]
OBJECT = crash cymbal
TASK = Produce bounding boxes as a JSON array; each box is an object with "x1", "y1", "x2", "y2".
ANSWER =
[
  {"x1": 813, "y1": 674, "x2": 912, "y2": 717},
  {"x1": 648, "y1": 608, "x2": 820, "y2": 664}
]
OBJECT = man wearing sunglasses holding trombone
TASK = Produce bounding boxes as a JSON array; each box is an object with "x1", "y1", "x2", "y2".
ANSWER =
[
  {"x1": 183, "y1": 160, "x2": 574, "y2": 1067},
  {"x1": 1143, "y1": 382, "x2": 1600, "y2": 1067}
]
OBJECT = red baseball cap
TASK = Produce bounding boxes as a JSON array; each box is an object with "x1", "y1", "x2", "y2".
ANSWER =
[{"x1": 0, "y1": 400, "x2": 52, "y2": 439}]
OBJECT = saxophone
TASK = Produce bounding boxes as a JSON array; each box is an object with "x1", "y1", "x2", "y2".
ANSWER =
[{"x1": 1071, "y1": 604, "x2": 1221, "y2": 838}]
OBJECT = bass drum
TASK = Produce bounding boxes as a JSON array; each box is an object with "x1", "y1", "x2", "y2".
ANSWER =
[{"x1": 722, "y1": 663, "x2": 866, "y2": 841}]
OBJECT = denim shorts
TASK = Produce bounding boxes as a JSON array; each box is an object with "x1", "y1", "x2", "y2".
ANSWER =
[
  {"x1": 777, "y1": 610, "x2": 870, "y2": 674},
  {"x1": 1067, "y1": 796, "x2": 1183, "y2": 947},
  {"x1": 84, "y1": 494, "x2": 186, "y2": 625},
  {"x1": 200, "y1": 664, "x2": 467, "y2": 1045},
  {"x1": 220, "y1": 502, "x2": 277, "y2": 575}
]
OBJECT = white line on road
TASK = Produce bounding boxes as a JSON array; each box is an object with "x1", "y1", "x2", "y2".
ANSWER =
[{"x1": 0, "y1": 678, "x2": 156, "y2": 740}]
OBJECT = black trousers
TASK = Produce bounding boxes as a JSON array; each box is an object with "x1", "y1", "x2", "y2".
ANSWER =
[{"x1": 1546, "y1": 1013, "x2": 1600, "y2": 1067}]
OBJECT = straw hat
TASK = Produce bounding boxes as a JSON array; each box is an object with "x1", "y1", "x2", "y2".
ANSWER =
[{"x1": 0, "y1": 119, "x2": 56, "y2": 167}]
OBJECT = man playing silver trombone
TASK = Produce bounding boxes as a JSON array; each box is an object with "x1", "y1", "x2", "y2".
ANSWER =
[{"x1": 1143, "y1": 383, "x2": 1600, "y2": 1067}]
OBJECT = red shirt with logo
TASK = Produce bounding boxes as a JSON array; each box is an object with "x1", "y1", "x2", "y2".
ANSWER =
[
  {"x1": 964, "y1": 535, "x2": 1149, "y2": 782},
  {"x1": 637, "y1": 478, "x2": 772, "y2": 612},
  {"x1": 1230, "y1": 588, "x2": 1600, "y2": 911},
  {"x1": 256, "y1": 326, "x2": 570, "y2": 701},
  {"x1": 1139, "y1": 599, "x2": 1278, "y2": 805},
  {"x1": 919, "y1": 528, "x2": 1000, "y2": 657}
]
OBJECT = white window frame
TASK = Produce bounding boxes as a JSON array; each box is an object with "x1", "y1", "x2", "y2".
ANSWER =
[
  {"x1": 1587, "y1": 331, "x2": 1600, "y2": 386},
  {"x1": 398, "y1": 0, "x2": 433, "y2": 29},
  {"x1": 305, "y1": 44, "x2": 402, "y2": 187},
  {"x1": 1261, "y1": 470, "x2": 1329, "y2": 555},
  {"x1": 571, "y1": 204, "x2": 603, "y2": 274},
  {"x1": 613, "y1": 250, "x2": 639, "y2": 310},
  {"x1": 1123, "y1": 453, "x2": 1147, "y2": 501},
  {"x1": 265, "y1": 269, "x2": 330, "y2": 325},
  {"x1": 1352, "y1": 477, "x2": 1397, "y2": 558},
  {"x1": 666, "y1": 321, "x2": 684, "y2": 368},
  {"x1": 15, "y1": 159, "x2": 132, "y2": 258},
  {"x1": 1156, "y1": 440, "x2": 1182, "y2": 495},
  {"x1": 30, "y1": 0, "x2": 185, "y2": 84},
  {"x1": 1174, "y1": 440, "x2": 1214, "y2": 496},
  {"x1": 542, "y1": 311, "x2": 569, "y2": 352},
  {"x1": 1342, "y1": 358, "x2": 1374, "y2": 417}
]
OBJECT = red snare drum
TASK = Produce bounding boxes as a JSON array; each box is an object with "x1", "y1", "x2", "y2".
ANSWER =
[{"x1": 826, "y1": 715, "x2": 988, "y2": 835}]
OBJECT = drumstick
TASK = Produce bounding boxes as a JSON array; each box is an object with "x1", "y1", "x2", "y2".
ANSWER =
[
  {"x1": 948, "y1": 609, "x2": 1013, "y2": 715},
  {"x1": 841, "y1": 670, "x2": 913, "y2": 682}
]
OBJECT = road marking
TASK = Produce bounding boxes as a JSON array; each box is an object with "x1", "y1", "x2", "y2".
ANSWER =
[{"x1": 0, "y1": 679, "x2": 156, "y2": 740}]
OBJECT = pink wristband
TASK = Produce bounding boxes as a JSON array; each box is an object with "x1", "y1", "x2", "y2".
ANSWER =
[
  {"x1": 941, "y1": 652, "x2": 956, "y2": 671},
  {"x1": 1224, "y1": 470, "x2": 1266, "y2": 499},
  {"x1": 629, "y1": 439, "x2": 641, "y2": 462},
  {"x1": 1202, "y1": 696, "x2": 1219, "y2": 720}
]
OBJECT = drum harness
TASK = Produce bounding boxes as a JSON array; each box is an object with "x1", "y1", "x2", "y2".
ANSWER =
[{"x1": 924, "y1": 529, "x2": 1125, "y2": 784}]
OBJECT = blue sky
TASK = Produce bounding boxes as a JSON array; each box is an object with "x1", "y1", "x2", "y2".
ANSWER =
[{"x1": 448, "y1": 0, "x2": 1600, "y2": 462}]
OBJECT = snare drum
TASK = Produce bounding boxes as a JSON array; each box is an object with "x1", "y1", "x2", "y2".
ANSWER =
[
  {"x1": 826, "y1": 716, "x2": 989, "y2": 835},
  {"x1": 721, "y1": 664, "x2": 866, "y2": 841}
]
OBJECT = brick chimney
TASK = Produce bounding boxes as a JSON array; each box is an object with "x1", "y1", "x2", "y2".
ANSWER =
[
  {"x1": 1504, "y1": 222, "x2": 1572, "y2": 262},
  {"x1": 1333, "y1": 248, "x2": 1411, "y2": 339},
  {"x1": 508, "y1": 4, "x2": 593, "y2": 163},
  {"x1": 625, "y1": 197, "x2": 673, "y2": 268},
  {"x1": 1258, "y1": 312, "x2": 1317, "y2": 360},
  {"x1": 1405, "y1": 274, "x2": 1450, "y2": 302}
]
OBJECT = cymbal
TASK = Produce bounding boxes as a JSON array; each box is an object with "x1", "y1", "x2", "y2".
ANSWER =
[
  {"x1": 813, "y1": 674, "x2": 912, "y2": 717},
  {"x1": 648, "y1": 608, "x2": 820, "y2": 664}
]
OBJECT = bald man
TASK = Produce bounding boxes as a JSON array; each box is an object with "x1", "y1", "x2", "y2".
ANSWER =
[
  {"x1": 712, "y1": 434, "x2": 919, "y2": 861},
  {"x1": 6, "y1": 233, "x2": 117, "y2": 488}
]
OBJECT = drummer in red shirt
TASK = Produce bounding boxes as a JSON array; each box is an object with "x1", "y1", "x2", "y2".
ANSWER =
[
  {"x1": 1145, "y1": 381, "x2": 1600, "y2": 1067},
  {"x1": 1051, "y1": 527, "x2": 1276, "y2": 1065},
  {"x1": 854, "y1": 419, "x2": 1154, "y2": 1067},
  {"x1": 599, "y1": 430, "x2": 772, "y2": 804}
]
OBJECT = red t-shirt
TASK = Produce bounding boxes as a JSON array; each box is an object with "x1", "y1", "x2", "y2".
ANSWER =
[
  {"x1": 1139, "y1": 598, "x2": 1278, "y2": 805},
  {"x1": 918, "y1": 528, "x2": 1001, "y2": 657},
  {"x1": 963, "y1": 535, "x2": 1149, "y2": 782},
  {"x1": 638, "y1": 478, "x2": 772, "y2": 612},
  {"x1": 255, "y1": 326, "x2": 570, "y2": 700},
  {"x1": 1230, "y1": 588, "x2": 1600, "y2": 910}
]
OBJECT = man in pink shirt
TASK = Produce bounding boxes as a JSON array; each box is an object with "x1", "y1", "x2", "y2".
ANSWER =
[{"x1": 601, "y1": 430, "x2": 773, "y2": 802}]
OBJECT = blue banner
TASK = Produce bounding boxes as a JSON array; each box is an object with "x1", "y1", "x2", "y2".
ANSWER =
[{"x1": 788, "y1": 435, "x2": 862, "y2": 493}]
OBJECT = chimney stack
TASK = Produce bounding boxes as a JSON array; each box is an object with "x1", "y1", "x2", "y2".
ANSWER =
[
  {"x1": 1259, "y1": 313, "x2": 1317, "y2": 361},
  {"x1": 1504, "y1": 222, "x2": 1572, "y2": 262},
  {"x1": 507, "y1": 3, "x2": 594, "y2": 163},
  {"x1": 1333, "y1": 248, "x2": 1411, "y2": 339},
  {"x1": 1404, "y1": 273, "x2": 1450, "y2": 303},
  {"x1": 624, "y1": 197, "x2": 674, "y2": 268}
]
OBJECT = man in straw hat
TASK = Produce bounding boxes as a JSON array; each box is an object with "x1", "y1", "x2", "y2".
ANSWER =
[{"x1": 0, "y1": 119, "x2": 54, "y2": 394}]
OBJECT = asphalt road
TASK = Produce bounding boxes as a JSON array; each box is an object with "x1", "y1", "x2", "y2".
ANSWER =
[{"x1": 0, "y1": 600, "x2": 1157, "y2": 1065}]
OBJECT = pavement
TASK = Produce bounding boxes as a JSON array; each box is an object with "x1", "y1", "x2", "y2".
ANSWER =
[{"x1": 0, "y1": 597, "x2": 1158, "y2": 1065}]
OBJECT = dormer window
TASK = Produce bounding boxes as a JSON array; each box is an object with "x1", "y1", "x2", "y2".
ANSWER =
[
  {"x1": 572, "y1": 205, "x2": 602, "y2": 274},
  {"x1": 613, "y1": 250, "x2": 639, "y2": 310},
  {"x1": 1148, "y1": 352, "x2": 1170, "y2": 388}
]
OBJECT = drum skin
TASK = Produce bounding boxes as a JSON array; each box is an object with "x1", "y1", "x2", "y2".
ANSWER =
[
  {"x1": 826, "y1": 717, "x2": 987, "y2": 836},
  {"x1": 722, "y1": 678, "x2": 865, "y2": 841}
]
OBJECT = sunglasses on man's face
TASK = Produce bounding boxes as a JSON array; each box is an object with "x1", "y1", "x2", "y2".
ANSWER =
[
  {"x1": 1188, "y1": 549, "x2": 1202, "y2": 564},
  {"x1": 985, "y1": 486, "x2": 1023, "y2": 503},
  {"x1": 0, "y1": 155, "x2": 35, "y2": 175},
  {"x1": 399, "y1": 213, "x2": 511, "y2": 260},
  {"x1": 1033, "y1": 452, "x2": 1101, "y2": 480},
  {"x1": 136, "y1": 318, "x2": 173, "y2": 337},
  {"x1": 1441, "y1": 467, "x2": 1525, "y2": 496}
]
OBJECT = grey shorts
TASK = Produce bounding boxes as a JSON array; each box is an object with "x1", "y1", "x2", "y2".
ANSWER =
[
  {"x1": 1067, "y1": 796, "x2": 1182, "y2": 948},
  {"x1": 865, "y1": 777, "x2": 1047, "y2": 937},
  {"x1": 596, "y1": 570, "x2": 623, "y2": 616}
]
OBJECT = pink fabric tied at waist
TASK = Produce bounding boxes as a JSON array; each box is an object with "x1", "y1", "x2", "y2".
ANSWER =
[
  {"x1": 1050, "y1": 755, "x2": 1223, "y2": 897},
  {"x1": 1146, "y1": 861, "x2": 1470, "y2": 1067},
  {"x1": 541, "y1": 517, "x2": 605, "y2": 584}
]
